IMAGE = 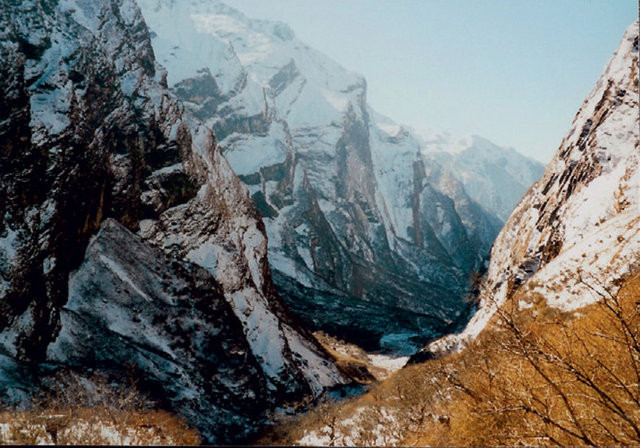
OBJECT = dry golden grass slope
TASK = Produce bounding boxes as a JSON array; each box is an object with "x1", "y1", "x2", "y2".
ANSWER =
[
  {"x1": 0, "y1": 371, "x2": 200, "y2": 445},
  {"x1": 257, "y1": 270, "x2": 640, "y2": 447}
]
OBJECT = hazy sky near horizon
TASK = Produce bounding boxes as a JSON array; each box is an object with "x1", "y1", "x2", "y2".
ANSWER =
[{"x1": 225, "y1": 0, "x2": 636, "y2": 163}]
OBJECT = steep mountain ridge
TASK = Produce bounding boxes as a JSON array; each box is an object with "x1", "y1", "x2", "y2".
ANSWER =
[
  {"x1": 427, "y1": 20, "x2": 640, "y2": 355},
  {"x1": 137, "y1": 0, "x2": 542, "y2": 351},
  {"x1": 0, "y1": 0, "x2": 347, "y2": 442}
]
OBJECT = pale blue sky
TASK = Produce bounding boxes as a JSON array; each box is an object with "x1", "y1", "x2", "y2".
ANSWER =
[{"x1": 226, "y1": 1, "x2": 637, "y2": 162}]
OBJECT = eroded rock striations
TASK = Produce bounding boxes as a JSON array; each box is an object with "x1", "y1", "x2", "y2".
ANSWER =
[{"x1": 0, "y1": 0, "x2": 347, "y2": 442}]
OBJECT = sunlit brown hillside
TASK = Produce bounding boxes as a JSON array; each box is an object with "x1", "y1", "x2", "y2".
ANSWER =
[
  {"x1": 258, "y1": 270, "x2": 640, "y2": 446},
  {"x1": 0, "y1": 371, "x2": 200, "y2": 445}
]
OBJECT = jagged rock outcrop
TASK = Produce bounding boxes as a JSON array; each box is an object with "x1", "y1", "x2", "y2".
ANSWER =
[
  {"x1": 425, "y1": 20, "x2": 640, "y2": 356},
  {"x1": 137, "y1": 0, "x2": 539, "y2": 352},
  {"x1": 0, "y1": 0, "x2": 347, "y2": 442}
]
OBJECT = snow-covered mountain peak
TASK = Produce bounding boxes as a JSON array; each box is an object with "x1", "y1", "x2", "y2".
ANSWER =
[
  {"x1": 138, "y1": 0, "x2": 545, "y2": 354},
  {"x1": 415, "y1": 131, "x2": 545, "y2": 221},
  {"x1": 554, "y1": 20, "x2": 638, "y2": 170},
  {"x1": 370, "y1": 109, "x2": 413, "y2": 140},
  {"x1": 139, "y1": 0, "x2": 364, "y2": 103},
  {"x1": 413, "y1": 130, "x2": 475, "y2": 154},
  {"x1": 418, "y1": 132, "x2": 527, "y2": 163}
]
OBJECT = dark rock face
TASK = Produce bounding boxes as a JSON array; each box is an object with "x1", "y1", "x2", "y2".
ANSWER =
[
  {"x1": 0, "y1": 0, "x2": 152, "y2": 363},
  {"x1": 48, "y1": 219, "x2": 268, "y2": 442},
  {"x1": 0, "y1": 0, "x2": 347, "y2": 443},
  {"x1": 273, "y1": 270, "x2": 462, "y2": 354}
]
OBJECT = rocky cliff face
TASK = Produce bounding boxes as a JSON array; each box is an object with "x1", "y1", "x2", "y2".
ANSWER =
[
  {"x1": 137, "y1": 0, "x2": 537, "y2": 352},
  {"x1": 0, "y1": 0, "x2": 347, "y2": 442},
  {"x1": 48, "y1": 219, "x2": 269, "y2": 442},
  {"x1": 426, "y1": 20, "x2": 640, "y2": 355}
]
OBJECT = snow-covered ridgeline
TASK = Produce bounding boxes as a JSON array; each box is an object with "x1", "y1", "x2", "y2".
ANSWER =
[{"x1": 427, "y1": 20, "x2": 639, "y2": 354}]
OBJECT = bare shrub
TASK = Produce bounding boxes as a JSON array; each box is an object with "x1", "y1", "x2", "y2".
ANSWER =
[
  {"x1": 431, "y1": 271, "x2": 640, "y2": 446},
  {"x1": 0, "y1": 370, "x2": 201, "y2": 445},
  {"x1": 257, "y1": 272, "x2": 640, "y2": 447}
]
